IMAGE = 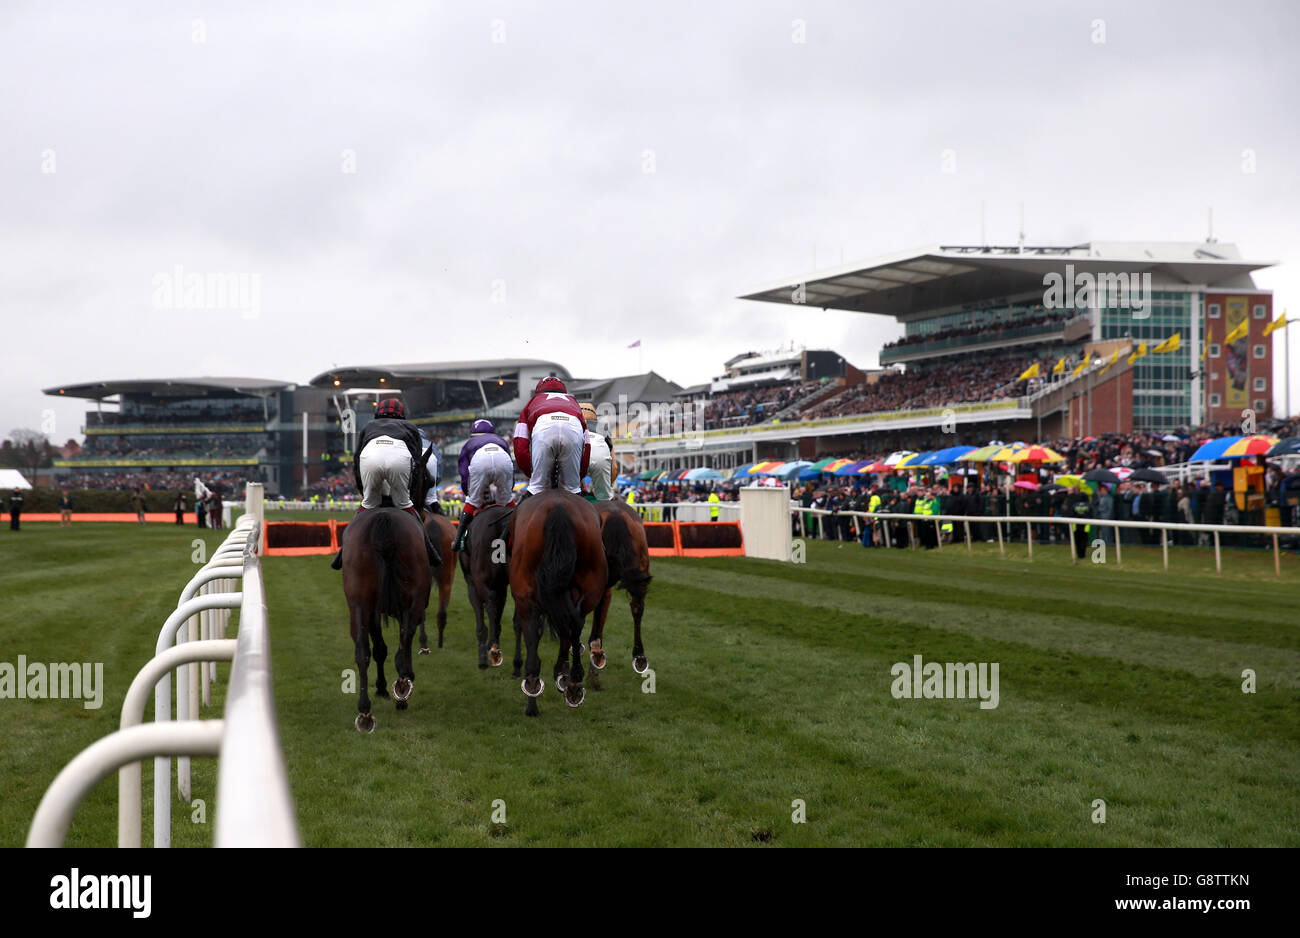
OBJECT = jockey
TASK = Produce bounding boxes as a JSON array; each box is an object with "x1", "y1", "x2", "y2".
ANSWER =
[
  {"x1": 452, "y1": 418, "x2": 516, "y2": 552},
  {"x1": 580, "y1": 402, "x2": 616, "y2": 501},
  {"x1": 418, "y1": 427, "x2": 441, "y2": 513},
  {"x1": 513, "y1": 376, "x2": 589, "y2": 498},
  {"x1": 330, "y1": 397, "x2": 440, "y2": 570}
]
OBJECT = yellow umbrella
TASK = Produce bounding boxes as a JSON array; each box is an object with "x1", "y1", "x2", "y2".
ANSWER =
[{"x1": 1009, "y1": 445, "x2": 1065, "y2": 463}]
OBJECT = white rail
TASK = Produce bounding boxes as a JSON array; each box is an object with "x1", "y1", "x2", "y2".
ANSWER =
[{"x1": 27, "y1": 482, "x2": 300, "y2": 848}]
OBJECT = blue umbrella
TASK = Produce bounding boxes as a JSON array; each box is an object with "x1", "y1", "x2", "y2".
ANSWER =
[
  {"x1": 927, "y1": 445, "x2": 977, "y2": 466},
  {"x1": 731, "y1": 462, "x2": 757, "y2": 478},
  {"x1": 684, "y1": 467, "x2": 726, "y2": 481},
  {"x1": 1188, "y1": 436, "x2": 1243, "y2": 462},
  {"x1": 772, "y1": 460, "x2": 813, "y2": 480}
]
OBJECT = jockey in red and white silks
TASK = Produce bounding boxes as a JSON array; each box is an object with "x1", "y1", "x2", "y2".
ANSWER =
[{"x1": 512, "y1": 377, "x2": 589, "y2": 496}]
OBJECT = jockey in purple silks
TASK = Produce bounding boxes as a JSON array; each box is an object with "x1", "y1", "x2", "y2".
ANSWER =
[{"x1": 452, "y1": 418, "x2": 516, "y2": 553}]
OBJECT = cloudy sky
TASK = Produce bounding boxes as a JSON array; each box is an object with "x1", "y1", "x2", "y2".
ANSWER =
[{"x1": 4, "y1": 0, "x2": 1298, "y2": 443}]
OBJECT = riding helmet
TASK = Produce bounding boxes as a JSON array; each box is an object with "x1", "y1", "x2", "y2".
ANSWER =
[{"x1": 376, "y1": 398, "x2": 406, "y2": 419}]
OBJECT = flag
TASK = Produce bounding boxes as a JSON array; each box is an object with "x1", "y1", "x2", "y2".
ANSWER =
[
  {"x1": 1223, "y1": 319, "x2": 1248, "y2": 344},
  {"x1": 1128, "y1": 342, "x2": 1148, "y2": 365},
  {"x1": 627, "y1": 339, "x2": 641, "y2": 348},
  {"x1": 1201, "y1": 343, "x2": 1207, "y2": 362},
  {"x1": 1098, "y1": 348, "x2": 1119, "y2": 375},
  {"x1": 1071, "y1": 359, "x2": 1088, "y2": 378},
  {"x1": 1052, "y1": 356, "x2": 1067, "y2": 375},
  {"x1": 1016, "y1": 362, "x2": 1040, "y2": 381},
  {"x1": 1152, "y1": 332, "x2": 1181, "y2": 354},
  {"x1": 1263, "y1": 312, "x2": 1288, "y2": 337}
]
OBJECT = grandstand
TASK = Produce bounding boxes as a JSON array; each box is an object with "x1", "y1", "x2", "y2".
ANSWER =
[{"x1": 43, "y1": 377, "x2": 338, "y2": 496}]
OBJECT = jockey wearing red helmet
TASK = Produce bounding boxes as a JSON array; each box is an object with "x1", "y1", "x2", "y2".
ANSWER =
[{"x1": 513, "y1": 376, "x2": 589, "y2": 496}]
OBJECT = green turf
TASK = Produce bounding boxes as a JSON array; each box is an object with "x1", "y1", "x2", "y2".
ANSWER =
[{"x1": 1, "y1": 523, "x2": 1297, "y2": 847}]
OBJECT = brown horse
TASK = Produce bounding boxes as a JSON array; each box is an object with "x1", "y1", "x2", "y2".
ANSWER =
[
  {"x1": 508, "y1": 489, "x2": 607, "y2": 716},
  {"x1": 419, "y1": 510, "x2": 457, "y2": 653},
  {"x1": 586, "y1": 499, "x2": 652, "y2": 688},
  {"x1": 342, "y1": 448, "x2": 434, "y2": 732},
  {"x1": 456, "y1": 503, "x2": 514, "y2": 670}
]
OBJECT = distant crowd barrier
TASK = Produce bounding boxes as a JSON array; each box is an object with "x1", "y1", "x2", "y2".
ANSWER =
[{"x1": 791, "y1": 503, "x2": 1300, "y2": 578}]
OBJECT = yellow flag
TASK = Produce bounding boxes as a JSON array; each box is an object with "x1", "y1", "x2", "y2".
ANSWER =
[
  {"x1": 1152, "y1": 332, "x2": 1181, "y2": 354},
  {"x1": 1263, "y1": 312, "x2": 1288, "y2": 337},
  {"x1": 1223, "y1": 319, "x2": 1249, "y2": 344},
  {"x1": 1052, "y1": 356, "x2": 1067, "y2": 375},
  {"x1": 1127, "y1": 342, "x2": 1148, "y2": 365},
  {"x1": 1201, "y1": 342, "x2": 1208, "y2": 362},
  {"x1": 1071, "y1": 359, "x2": 1088, "y2": 377},
  {"x1": 1017, "y1": 362, "x2": 1040, "y2": 381},
  {"x1": 1099, "y1": 348, "x2": 1119, "y2": 375}
]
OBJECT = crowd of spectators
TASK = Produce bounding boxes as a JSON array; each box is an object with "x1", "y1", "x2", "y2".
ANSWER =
[
  {"x1": 799, "y1": 358, "x2": 1035, "y2": 420},
  {"x1": 88, "y1": 401, "x2": 267, "y2": 426},
  {"x1": 75, "y1": 434, "x2": 266, "y2": 462},
  {"x1": 882, "y1": 310, "x2": 1072, "y2": 351},
  {"x1": 59, "y1": 469, "x2": 259, "y2": 494},
  {"x1": 702, "y1": 381, "x2": 820, "y2": 429}
]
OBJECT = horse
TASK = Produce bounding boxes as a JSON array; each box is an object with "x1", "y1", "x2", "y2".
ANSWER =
[
  {"x1": 419, "y1": 509, "x2": 457, "y2": 654},
  {"x1": 455, "y1": 503, "x2": 515, "y2": 669},
  {"x1": 342, "y1": 446, "x2": 434, "y2": 732},
  {"x1": 508, "y1": 488, "x2": 607, "y2": 716},
  {"x1": 585, "y1": 499, "x2": 652, "y2": 689}
]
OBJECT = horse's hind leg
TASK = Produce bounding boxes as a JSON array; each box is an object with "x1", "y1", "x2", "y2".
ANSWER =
[
  {"x1": 565, "y1": 621, "x2": 586, "y2": 708},
  {"x1": 511, "y1": 601, "x2": 524, "y2": 678},
  {"x1": 437, "y1": 575, "x2": 451, "y2": 649},
  {"x1": 352, "y1": 604, "x2": 376, "y2": 733},
  {"x1": 470, "y1": 581, "x2": 489, "y2": 669},
  {"x1": 518, "y1": 599, "x2": 544, "y2": 716},
  {"x1": 371, "y1": 615, "x2": 390, "y2": 700},
  {"x1": 587, "y1": 588, "x2": 612, "y2": 681},
  {"x1": 393, "y1": 609, "x2": 420, "y2": 710},
  {"x1": 630, "y1": 588, "x2": 649, "y2": 675},
  {"x1": 487, "y1": 585, "x2": 507, "y2": 668}
]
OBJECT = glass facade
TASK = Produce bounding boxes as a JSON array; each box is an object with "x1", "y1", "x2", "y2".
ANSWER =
[{"x1": 1099, "y1": 291, "x2": 1193, "y2": 431}]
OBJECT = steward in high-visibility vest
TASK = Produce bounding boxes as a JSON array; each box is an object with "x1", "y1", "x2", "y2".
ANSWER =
[{"x1": 708, "y1": 491, "x2": 721, "y2": 521}]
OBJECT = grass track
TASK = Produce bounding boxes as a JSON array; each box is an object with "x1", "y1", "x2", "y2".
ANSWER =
[{"x1": 1, "y1": 522, "x2": 1297, "y2": 846}]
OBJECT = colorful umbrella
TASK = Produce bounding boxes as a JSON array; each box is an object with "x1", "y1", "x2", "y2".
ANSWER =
[
  {"x1": 1013, "y1": 480, "x2": 1039, "y2": 491},
  {"x1": 1266, "y1": 437, "x2": 1300, "y2": 457},
  {"x1": 927, "y1": 445, "x2": 977, "y2": 465},
  {"x1": 807, "y1": 457, "x2": 840, "y2": 472},
  {"x1": 748, "y1": 460, "x2": 783, "y2": 475},
  {"x1": 834, "y1": 460, "x2": 871, "y2": 476},
  {"x1": 1188, "y1": 437, "x2": 1242, "y2": 462},
  {"x1": 883, "y1": 451, "x2": 916, "y2": 467},
  {"x1": 958, "y1": 444, "x2": 1005, "y2": 462},
  {"x1": 1009, "y1": 445, "x2": 1065, "y2": 463},
  {"x1": 1222, "y1": 435, "x2": 1280, "y2": 458}
]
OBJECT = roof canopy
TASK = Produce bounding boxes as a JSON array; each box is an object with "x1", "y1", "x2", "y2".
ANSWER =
[
  {"x1": 308, "y1": 359, "x2": 570, "y2": 388},
  {"x1": 740, "y1": 242, "x2": 1276, "y2": 320},
  {"x1": 44, "y1": 377, "x2": 292, "y2": 401}
]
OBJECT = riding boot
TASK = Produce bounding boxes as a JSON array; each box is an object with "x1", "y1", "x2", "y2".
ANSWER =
[
  {"x1": 330, "y1": 506, "x2": 366, "y2": 570},
  {"x1": 453, "y1": 510, "x2": 474, "y2": 552},
  {"x1": 402, "y1": 505, "x2": 442, "y2": 567}
]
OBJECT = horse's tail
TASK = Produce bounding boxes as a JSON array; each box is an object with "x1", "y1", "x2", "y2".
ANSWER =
[
  {"x1": 535, "y1": 504, "x2": 578, "y2": 641},
  {"x1": 369, "y1": 511, "x2": 403, "y2": 617},
  {"x1": 603, "y1": 511, "x2": 652, "y2": 596}
]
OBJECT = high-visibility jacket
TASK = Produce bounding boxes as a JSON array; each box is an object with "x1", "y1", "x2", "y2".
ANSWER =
[
  {"x1": 626, "y1": 489, "x2": 637, "y2": 507},
  {"x1": 708, "y1": 493, "x2": 721, "y2": 518},
  {"x1": 868, "y1": 494, "x2": 882, "y2": 514}
]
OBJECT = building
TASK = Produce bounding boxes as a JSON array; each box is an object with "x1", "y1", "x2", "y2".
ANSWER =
[{"x1": 741, "y1": 240, "x2": 1279, "y2": 433}]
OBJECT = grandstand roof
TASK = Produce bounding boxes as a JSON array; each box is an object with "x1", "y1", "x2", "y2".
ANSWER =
[
  {"x1": 44, "y1": 377, "x2": 293, "y2": 401},
  {"x1": 740, "y1": 241, "x2": 1277, "y2": 320},
  {"x1": 308, "y1": 359, "x2": 570, "y2": 388},
  {"x1": 569, "y1": 372, "x2": 682, "y2": 404}
]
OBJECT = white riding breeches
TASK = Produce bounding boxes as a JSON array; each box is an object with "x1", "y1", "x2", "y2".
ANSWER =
[
  {"x1": 466, "y1": 444, "x2": 515, "y2": 509},
  {"x1": 359, "y1": 436, "x2": 413, "y2": 509},
  {"x1": 527, "y1": 414, "x2": 584, "y2": 495}
]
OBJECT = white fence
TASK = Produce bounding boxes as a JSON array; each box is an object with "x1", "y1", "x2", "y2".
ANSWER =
[
  {"x1": 27, "y1": 483, "x2": 300, "y2": 848},
  {"x1": 790, "y1": 503, "x2": 1300, "y2": 578}
]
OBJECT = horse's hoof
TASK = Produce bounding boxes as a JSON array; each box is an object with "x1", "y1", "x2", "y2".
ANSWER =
[
  {"x1": 578, "y1": 643, "x2": 586, "y2": 655},
  {"x1": 489, "y1": 648, "x2": 504, "y2": 667},
  {"x1": 565, "y1": 684, "x2": 586, "y2": 708},
  {"x1": 521, "y1": 677, "x2": 544, "y2": 698},
  {"x1": 632, "y1": 656, "x2": 649, "y2": 675},
  {"x1": 555, "y1": 672, "x2": 568, "y2": 693},
  {"x1": 355, "y1": 712, "x2": 376, "y2": 733},
  {"x1": 590, "y1": 650, "x2": 607, "y2": 670},
  {"x1": 418, "y1": 647, "x2": 430, "y2": 656},
  {"x1": 392, "y1": 678, "x2": 413, "y2": 702}
]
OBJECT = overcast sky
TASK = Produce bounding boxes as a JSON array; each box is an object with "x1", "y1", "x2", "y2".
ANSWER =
[{"x1": 4, "y1": 0, "x2": 1298, "y2": 443}]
